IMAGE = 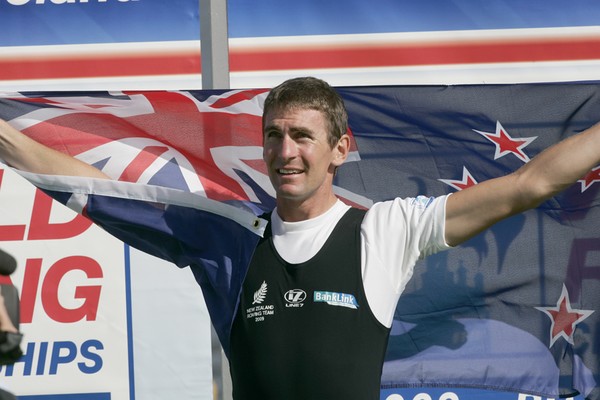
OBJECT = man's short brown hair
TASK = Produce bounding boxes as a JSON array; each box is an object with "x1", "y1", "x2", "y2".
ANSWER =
[{"x1": 262, "y1": 77, "x2": 348, "y2": 148}]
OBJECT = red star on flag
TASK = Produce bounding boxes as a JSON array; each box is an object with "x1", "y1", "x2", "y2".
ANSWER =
[
  {"x1": 578, "y1": 165, "x2": 600, "y2": 192},
  {"x1": 439, "y1": 166, "x2": 478, "y2": 191},
  {"x1": 535, "y1": 285, "x2": 594, "y2": 347},
  {"x1": 473, "y1": 121, "x2": 537, "y2": 163}
]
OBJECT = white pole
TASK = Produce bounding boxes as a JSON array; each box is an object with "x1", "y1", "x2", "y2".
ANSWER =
[{"x1": 200, "y1": 0, "x2": 231, "y2": 90}]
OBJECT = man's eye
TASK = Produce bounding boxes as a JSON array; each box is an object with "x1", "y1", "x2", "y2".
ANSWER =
[{"x1": 297, "y1": 132, "x2": 312, "y2": 139}]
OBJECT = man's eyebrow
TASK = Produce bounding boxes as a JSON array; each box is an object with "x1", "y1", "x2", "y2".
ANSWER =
[
  {"x1": 263, "y1": 123, "x2": 280, "y2": 133},
  {"x1": 263, "y1": 124, "x2": 313, "y2": 134},
  {"x1": 289, "y1": 126, "x2": 313, "y2": 134}
]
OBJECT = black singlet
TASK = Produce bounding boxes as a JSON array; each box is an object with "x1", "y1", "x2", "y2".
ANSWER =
[{"x1": 229, "y1": 208, "x2": 391, "y2": 400}]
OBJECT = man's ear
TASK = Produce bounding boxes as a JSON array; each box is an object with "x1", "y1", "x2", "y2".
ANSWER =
[{"x1": 332, "y1": 134, "x2": 351, "y2": 167}]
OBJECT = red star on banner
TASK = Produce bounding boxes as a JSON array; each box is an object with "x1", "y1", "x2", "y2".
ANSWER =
[
  {"x1": 473, "y1": 121, "x2": 537, "y2": 163},
  {"x1": 439, "y1": 166, "x2": 478, "y2": 191},
  {"x1": 535, "y1": 285, "x2": 595, "y2": 347},
  {"x1": 578, "y1": 165, "x2": 600, "y2": 192}
]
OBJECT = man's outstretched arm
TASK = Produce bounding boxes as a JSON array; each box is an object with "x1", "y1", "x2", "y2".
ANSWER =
[
  {"x1": 0, "y1": 119, "x2": 109, "y2": 179},
  {"x1": 445, "y1": 122, "x2": 600, "y2": 247}
]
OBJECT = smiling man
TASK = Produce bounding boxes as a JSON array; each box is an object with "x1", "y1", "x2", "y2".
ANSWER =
[
  {"x1": 262, "y1": 106, "x2": 349, "y2": 220},
  {"x1": 0, "y1": 77, "x2": 599, "y2": 399}
]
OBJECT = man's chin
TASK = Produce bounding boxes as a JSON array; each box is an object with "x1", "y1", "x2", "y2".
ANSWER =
[
  {"x1": 276, "y1": 191, "x2": 303, "y2": 201},
  {"x1": 274, "y1": 187, "x2": 308, "y2": 202}
]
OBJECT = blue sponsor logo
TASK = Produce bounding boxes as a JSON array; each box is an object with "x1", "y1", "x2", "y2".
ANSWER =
[{"x1": 313, "y1": 291, "x2": 359, "y2": 309}]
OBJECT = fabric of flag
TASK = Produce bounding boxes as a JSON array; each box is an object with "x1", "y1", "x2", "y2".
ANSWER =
[{"x1": 0, "y1": 83, "x2": 598, "y2": 399}]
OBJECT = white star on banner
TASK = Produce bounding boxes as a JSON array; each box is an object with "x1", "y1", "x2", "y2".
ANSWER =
[
  {"x1": 535, "y1": 285, "x2": 595, "y2": 347},
  {"x1": 473, "y1": 121, "x2": 537, "y2": 163}
]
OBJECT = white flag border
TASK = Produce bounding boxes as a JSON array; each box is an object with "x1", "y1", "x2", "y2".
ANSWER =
[{"x1": 6, "y1": 165, "x2": 267, "y2": 237}]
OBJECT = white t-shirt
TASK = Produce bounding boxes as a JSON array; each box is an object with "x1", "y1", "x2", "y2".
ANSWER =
[{"x1": 270, "y1": 196, "x2": 450, "y2": 328}]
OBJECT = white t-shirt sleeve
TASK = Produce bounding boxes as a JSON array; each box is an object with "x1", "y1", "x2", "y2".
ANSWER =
[{"x1": 361, "y1": 195, "x2": 450, "y2": 327}]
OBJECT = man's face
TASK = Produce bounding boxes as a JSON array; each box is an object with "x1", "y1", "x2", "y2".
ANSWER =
[{"x1": 263, "y1": 107, "x2": 343, "y2": 206}]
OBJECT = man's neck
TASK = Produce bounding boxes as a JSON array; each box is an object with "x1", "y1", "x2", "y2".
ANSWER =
[{"x1": 276, "y1": 195, "x2": 338, "y2": 222}]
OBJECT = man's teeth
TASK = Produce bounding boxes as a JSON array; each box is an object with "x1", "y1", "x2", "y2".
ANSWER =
[{"x1": 278, "y1": 169, "x2": 301, "y2": 174}]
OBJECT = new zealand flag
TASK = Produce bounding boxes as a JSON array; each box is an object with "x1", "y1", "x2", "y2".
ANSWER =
[{"x1": 0, "y1": 83, "x2": 598, "y2": 399}]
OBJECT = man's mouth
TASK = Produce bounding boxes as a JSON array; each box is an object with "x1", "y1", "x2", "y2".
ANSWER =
[{"x1": 277, "y1": 168, "x2": 303, "y2": 175}]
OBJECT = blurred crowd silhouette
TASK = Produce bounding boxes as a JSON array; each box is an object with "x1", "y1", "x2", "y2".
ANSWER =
[{"x1": 0, "y1": 248, "x2": 23, "y2": 400}]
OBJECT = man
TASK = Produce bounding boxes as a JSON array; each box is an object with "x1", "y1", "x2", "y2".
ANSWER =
[
  {"x1": 0, "y1": 249, "x2": 21, "y2": 400},
  {"x1": 0, "y1": 77, "x2": 599, "y2": 399}
]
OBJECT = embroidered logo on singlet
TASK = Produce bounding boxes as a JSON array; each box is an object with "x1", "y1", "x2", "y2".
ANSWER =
[
  {"x1": 284, "y1": 289, "x2": 307, "y2": 308},
  {"x1": 246, "y1": 281, "x2": 275, "y2": 322},
  {"x1": 314, "y1": 291, "x2": 359, "y2": 309},
  {"x1": 252, "y1": 281, "x2": 268, "y2": 304}
]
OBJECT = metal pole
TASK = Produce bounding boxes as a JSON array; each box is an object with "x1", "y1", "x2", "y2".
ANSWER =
[
  {"x1": 200, "y1": 0, "x2": 230, "y2": 90},
  {"x1": 199, "y1": 1, "x2": 232, "y2": 398}
]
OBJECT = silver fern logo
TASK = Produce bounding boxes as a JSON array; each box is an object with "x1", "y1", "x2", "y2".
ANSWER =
[
  {"x1": 252, "y1": 281, "x2": 268, "y2": 304},
  {"x1": 246, "y1": 281, "x2": 274, "y2": 322}
]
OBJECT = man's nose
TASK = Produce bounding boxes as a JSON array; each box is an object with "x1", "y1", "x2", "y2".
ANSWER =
[{"x1": 279, "y1": 134, "x2": 297, "y2": 159}]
